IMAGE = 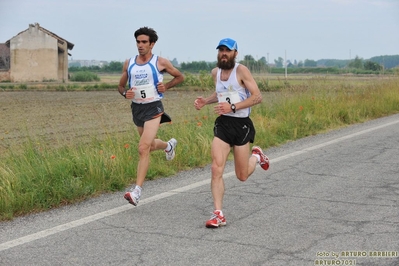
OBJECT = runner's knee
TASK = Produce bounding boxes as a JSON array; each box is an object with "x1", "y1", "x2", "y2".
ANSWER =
[{"x1": 138, "y1": 143, "x2": 151, "y2": 156}]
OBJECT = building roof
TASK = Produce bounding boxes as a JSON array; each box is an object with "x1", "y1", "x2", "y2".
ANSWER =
[{"x1": 5, "y1": 23, "x2": 74, "y2": 50}]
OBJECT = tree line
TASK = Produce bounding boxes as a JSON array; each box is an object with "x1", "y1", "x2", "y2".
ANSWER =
[{"x1": 69, "y1": 55, "x2": 399, "y2": 74}]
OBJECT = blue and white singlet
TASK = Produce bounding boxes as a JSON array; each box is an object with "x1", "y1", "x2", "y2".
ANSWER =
[{"x1": 127, "y1": 55, "x2": 163, "y2": 104}]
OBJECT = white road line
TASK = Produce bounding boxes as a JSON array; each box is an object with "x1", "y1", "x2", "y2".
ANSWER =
[
  {"x1": 1, "y1": 119, "x2": 398, "y2": 252},
  {"x1": 271, "y1": 120, "x2": 399, "y2": 163}
]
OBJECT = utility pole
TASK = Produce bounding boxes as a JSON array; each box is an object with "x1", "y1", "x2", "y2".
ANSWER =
[{"x1": 285, "y1": 50, "x2": 287, "y2": 78}]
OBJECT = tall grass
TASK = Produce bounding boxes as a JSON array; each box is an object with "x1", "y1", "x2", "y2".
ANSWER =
[
  {"x1": 252, "y1": 77, "x2": 399, "y2": 148},
  {"x1": 1, "y1": 76, "x2": 398, "y2": 220}
]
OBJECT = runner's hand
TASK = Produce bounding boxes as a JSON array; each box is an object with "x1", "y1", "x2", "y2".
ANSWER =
[
  {"x1": 157, "y1": 82, "x2": 166, "y2": 93},
  {"x1": 125, "y1": 88, "x2": 135, "y2": 99}
]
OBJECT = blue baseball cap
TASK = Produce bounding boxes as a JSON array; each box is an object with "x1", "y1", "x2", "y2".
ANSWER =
[{"x1": 216, "y1": 38, "x2": 238, "y2": 51}]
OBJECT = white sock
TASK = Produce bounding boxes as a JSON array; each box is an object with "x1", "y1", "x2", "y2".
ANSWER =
[
  {"x1": 134, "y1": 185, "x2": 142, "y2": 193},
  {"x1": 215, "y1": 210, "x2": 223, "y2": 216},
  {"x1": 252, "y1": 154, "x2": 261, "y2": 163},
  {"x1": 165, "y1": 141, "x2": 172, "y2": 152}
]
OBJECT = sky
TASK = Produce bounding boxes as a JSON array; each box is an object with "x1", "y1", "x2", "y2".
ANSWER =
[{"x1": 1, "y1": 0, "x2": 398, "y2": 64}]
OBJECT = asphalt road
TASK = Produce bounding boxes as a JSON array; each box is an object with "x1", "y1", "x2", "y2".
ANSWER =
[{"x1": 1, "y1": 114, "x2": 399, "y2": 266}]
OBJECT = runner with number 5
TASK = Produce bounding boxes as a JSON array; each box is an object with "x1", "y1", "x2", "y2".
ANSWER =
[{"x1": 118, "y1": 27, "x2": 184, "y2": 207}]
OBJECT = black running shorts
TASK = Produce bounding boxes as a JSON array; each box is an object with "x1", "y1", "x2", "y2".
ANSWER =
[
  {"x1": 131, "y1": 101, "x2": 171, "y2": 127},
  {"x1": 213, "y1": 115, "x2": 255, "y2": 146}
]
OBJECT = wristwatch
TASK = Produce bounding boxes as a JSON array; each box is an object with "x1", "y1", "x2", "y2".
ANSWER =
[
  {"x1": 122, "y1": 90, "x2": 127, "y2": 98},
  {"x1": 231, "y1": 103, "x2": 236, "y2": 113}
]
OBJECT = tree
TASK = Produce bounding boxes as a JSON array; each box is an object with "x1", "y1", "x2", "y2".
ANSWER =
[
  {"x1": 304, "y1": 59, "x2": 317, "y2": 67},
  {"x1": 274, "y1": 57, "x2": 284, "y2": 68},
  {"x1": 239, "y1": 55, "x2": 269, "y2": 73},
  {"x1": 347, "y1": 56, "x2": 363, "y2": 69},
  {"x1": 369, "y1": 55, "x2": 399, "y2": 69},
  {"x1": 318, "y1": 59, "x2": 348, "y2": 68},
  {"x1": 171, "y1": 58, "x2": 179, "y2": 67},
  {"x1": 243, "y1": 55, "x2": 255, "y2": 62},
  {"x1": 259, "y1": 56, "x2": 267, "y2": 65},
  {"x1": 364, "y1": 61, "x2": 383, "y2": 71},
  {"x1": 180, "y1": 61, "x2": 214, "y2": 72},
  {"x1": 104, "y1": 61, "x2": 124, "y2": 72},
  {"x1": 287, "y1": 60, "x2": 294, "y2": 68}
]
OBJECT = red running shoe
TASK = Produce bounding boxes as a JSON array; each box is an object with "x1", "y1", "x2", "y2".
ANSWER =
[
  {"x1": 252, "y1": 146, "x2": 270, "y2": 171},
  {"x1": 206, "y1": 210, "x2": 226, "y2": 228}
]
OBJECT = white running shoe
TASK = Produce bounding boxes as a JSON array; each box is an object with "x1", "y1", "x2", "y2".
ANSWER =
[
  {"x1": 165, "y1": 138, "x2": 177, "y2": 161},
  {"x1": 124, "y1": 188, "x2": 141, "y2": 206}
]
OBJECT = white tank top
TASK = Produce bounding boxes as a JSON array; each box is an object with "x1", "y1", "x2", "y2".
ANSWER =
[
  {"x1": 127, "y1": 55, "x2": 164, "y2": 104},
  {"x1": 216, "y1": 63, "x2": 251, "y2": 118}
]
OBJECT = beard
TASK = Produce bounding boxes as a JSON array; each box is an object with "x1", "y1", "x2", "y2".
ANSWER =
[{"x1": 217, "y1": 54, "x2": 236, "y2": 70}]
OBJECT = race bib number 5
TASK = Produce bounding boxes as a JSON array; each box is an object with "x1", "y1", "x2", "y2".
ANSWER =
[
  {"x1": 217, "y1": 91, "x2": 240, "y2": 104},
  {"x1": 132, "y1": 84, "x2": 156, "y2": 103}
]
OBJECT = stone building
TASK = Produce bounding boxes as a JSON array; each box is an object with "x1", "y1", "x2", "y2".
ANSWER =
[
  {"x1": 0, "y1": 23, "x2": 74, "y2": 82},
  {"x1": 0, "y1": 43, "x2": 10, "y2": 81}
]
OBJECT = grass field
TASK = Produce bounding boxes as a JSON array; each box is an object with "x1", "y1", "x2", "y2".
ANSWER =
[
  {"x1": 1, "y1": 73, "x2": 392, "y2": 155},
  {"x1": 1, "y1": 74, "x2": 398, "y2": 220},
  {"x1": 0, "y1": 90, "x2": 216, "y2": 155}
]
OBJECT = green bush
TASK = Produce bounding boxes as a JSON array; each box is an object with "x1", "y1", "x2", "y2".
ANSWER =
[{"x1": 70, "y1": 71, "x2": 100, "y2": 82}]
